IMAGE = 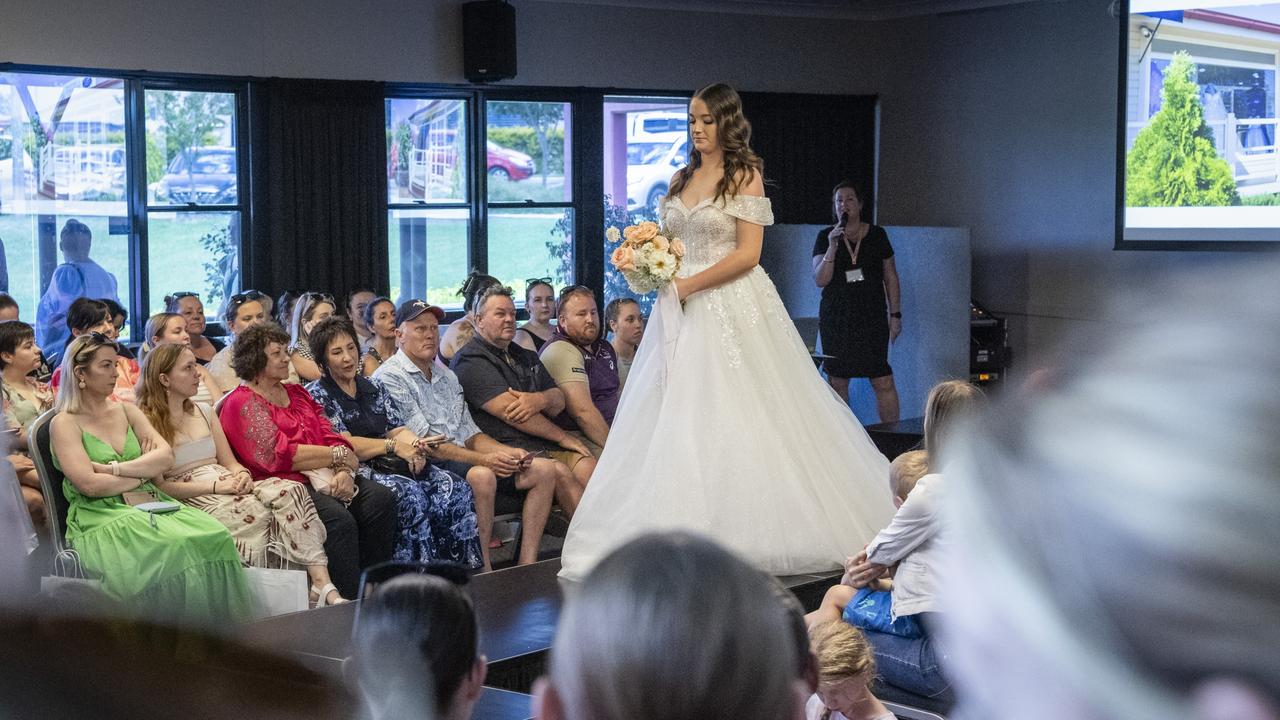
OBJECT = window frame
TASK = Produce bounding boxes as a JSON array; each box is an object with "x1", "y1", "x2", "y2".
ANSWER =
[{"x1": 133, "y1": 78, "x2": 250, "y2": 333}]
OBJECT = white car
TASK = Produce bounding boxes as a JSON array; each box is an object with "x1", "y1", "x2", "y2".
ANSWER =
[{"x1": 627, "y1": 135, "x2": 688, "y2": 214}]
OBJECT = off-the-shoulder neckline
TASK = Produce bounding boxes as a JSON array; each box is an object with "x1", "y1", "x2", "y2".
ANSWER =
[{"x1": 669, "y1": 194, "x2": 769, "y2": 213}]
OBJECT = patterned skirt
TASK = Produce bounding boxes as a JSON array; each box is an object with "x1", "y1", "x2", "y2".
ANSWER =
[
  {"x1": 177, "y1": 464, "x2": 328, "y2": 568},
  {"x1": 359, "y1": 462, "x2": 482, "y2": 569}
]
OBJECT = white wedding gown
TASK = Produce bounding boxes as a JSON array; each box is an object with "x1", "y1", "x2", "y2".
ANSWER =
[{"x1": 558, "y1": 194, "x2": 897, "y2": 580}]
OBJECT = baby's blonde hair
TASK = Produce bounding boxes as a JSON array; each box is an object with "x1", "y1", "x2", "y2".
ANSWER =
[
  {"x1": 810, "y1": 620, "x2": 876, "y2": 689},
  {"x1": 890, "y1": 449, "x2": 929, "y2": 502}
]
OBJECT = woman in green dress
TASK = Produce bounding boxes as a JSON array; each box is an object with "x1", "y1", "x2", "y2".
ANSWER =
[{"x1": 50, "y1": 332, "x2": 253, "y2": 624}]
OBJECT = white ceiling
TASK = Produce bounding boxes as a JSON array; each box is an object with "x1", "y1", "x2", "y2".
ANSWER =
[{"x1": 520, "y1": 0, "x2": 1055, "y2": 21}]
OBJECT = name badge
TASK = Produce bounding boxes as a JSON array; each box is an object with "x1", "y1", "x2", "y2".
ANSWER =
[{"x1": 846, "y1": 268, "x2": 865, "y2": 283}]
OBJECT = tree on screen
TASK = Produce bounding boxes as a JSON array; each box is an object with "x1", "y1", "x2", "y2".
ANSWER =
[{"x1": 1127, "y1": 52, "x2": 1239, "y2": 208}]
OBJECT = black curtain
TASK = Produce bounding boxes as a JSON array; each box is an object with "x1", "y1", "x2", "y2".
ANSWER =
[
  {"x1": 738, "y1": 92, "x2": 878, "y2": 225},
  {"x1": 246, "y1": 79, "x2": 388, "y2": 301}
]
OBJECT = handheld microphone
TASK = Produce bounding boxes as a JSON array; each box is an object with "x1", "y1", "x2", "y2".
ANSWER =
[{"x1": 838, "y1": 211, "x2": 850, "y2": 228}]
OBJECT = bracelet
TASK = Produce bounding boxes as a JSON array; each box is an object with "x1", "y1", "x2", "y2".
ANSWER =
[
  {"x1": 330, "y1": 445, "x2": 350, "y2": 470},
  {"x1": 385, "y1": 438, "x2": 396, "y2": 455},
  {"x1": 890, "y1": 312, "x2": 902, "y2": 319},
  {"x1": 821, "y1": 259, "x2": 835, "y2": 264},
  {"x1": 110, "y1": 460, "x2": 120, "y2": 476},
  {"x1": 212, "y1": 479, "x2": 218, "y2": 494}
]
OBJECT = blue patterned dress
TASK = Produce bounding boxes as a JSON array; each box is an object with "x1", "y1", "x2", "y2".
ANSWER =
[{"x1": 306, "y1": 375, "x2": 481, "y2": 568}]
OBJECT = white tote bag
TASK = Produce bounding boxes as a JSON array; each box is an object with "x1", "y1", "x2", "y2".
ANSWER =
[{"x1": 244, "y1": 542, "x2": 310, "y2": 618}]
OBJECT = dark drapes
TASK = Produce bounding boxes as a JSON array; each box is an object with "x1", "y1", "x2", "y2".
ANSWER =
[
  {"x1": 246, "y1": 79, "x2": 388, "y2": 301},
  {"x1": 739, "y1": 92, "x2": 878, "y2": 225}
]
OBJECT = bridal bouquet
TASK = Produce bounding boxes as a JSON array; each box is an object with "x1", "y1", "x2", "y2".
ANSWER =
[{"x1": 606, "y1": 221, "x2": 686, "y2": 295}]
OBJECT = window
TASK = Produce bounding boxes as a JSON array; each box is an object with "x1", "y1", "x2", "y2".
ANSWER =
[
  {"x1": 144, "y1": 87, "x2": 242, "y2": 320},
  {"x1": 602, "y1": 96, "x2": 689, "y2": 314},
  {"x1": 0, "y1": 71, "x2": 132, "y2": 346},
  {"x1": 386, "y1": 97, "x2": 471, "y2": 307},
  {"x1": 486, "y1": 100, "x2": 573, "y2": 297}
]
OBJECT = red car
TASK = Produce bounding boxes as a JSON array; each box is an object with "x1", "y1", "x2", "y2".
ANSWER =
[{"x1": 487, "y1": 141, "x2": 535, "y2": 181}]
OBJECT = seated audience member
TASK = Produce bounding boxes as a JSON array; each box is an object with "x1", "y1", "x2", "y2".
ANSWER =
[
  {"x1": 208, "y1": 292, "x2": 299, "y2": 389},
  {"x1": 534, "y1": 532, "x2": 808, "y2": 720},
  {"x1": 35, "y1": 219, "x2": 121, "y2": 362},
  {"x1": 807, "y1": 380, "x2": 983, "y2": 704},
  {"x1": 604, "y1": 297, "x2": 643, "y2": 388},
  {"x1": 513, "y1": 278, "x2": 555, "y2": 352},
  {"x1": 1, "y1": 320, "x2": 54, "y2": 528},
  {"x1": 141, "y1": 313, "x2": 224, "y2": 403},
  {"x1": 165, "y1": 292, "x2": 223, "y2": 365},
  {"x1": 353, "y1": 570, "x2": 486, "y2": 720},
  {"x1": 101, "y1": 298, "x2": 128, "y2": 339},
  {"x1": 288, "y1": 292, "x2": 336, "y2": 382},
  {"x1": 137, "y1": 344, "x2": 346, "y2": 606},
  {"x1": 539, "y1": 286, "x2": 620, "y2": 455},
  {"x1": 374, "y1": 299, "x2": 557, "y2": 571},
  {"x1": 944, "y1": 264, "x2": 1280, "y2": 720},
  {"x1": 275, "y1": 289, "x2": 301, "y2": 330},
  {"x1": 360, "y1": 296, "x2": 397, "y2": 376},
  {"x1": 807, "y1": 621, "x2": 894, "y2": 720},
  {"x1": 219, "y1": 323, "x2": 395, "y2": 598},
  {"x1": 452, "y1": 285, "x2": 593, "y2": 517},
  {"x1": 346, "y1": 286, "x2": 377, "y2": 348},
  {"x1": 0, "y1": 292, "x2": 18, "y2": 321},
  {"x1": 50, "y1": 298, "x2": 139, "y2": 403},
  {"x1": 440, "y1": 271, "x2": 502, "y2": 362},
  {"x1": 48, "y1": 333, "x2": 252, "y2": 623},
  {"x1": 306, "y1": 317, "x2": 481, "y2": 568}
]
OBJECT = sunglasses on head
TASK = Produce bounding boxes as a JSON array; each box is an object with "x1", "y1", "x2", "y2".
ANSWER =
[
  {"x1": 168, "y1": 291, "x2": 200, "y2": 302},
  {"x1": 525, "y1": 277, "x2": 552, "y2": 288},
  {"x1": 558, "y1": 284, "x2": 592, "y2": 300},
  {"x1": 228, "y1": 289, "x2": 266, "y2": 306},
  {"x1": 305, "y1": 292, "x2": 335, "y2": 305}
]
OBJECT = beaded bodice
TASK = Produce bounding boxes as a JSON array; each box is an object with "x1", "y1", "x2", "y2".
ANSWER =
[{"x1": 660, "y1": 195, "x2": 774, "y2": 276}]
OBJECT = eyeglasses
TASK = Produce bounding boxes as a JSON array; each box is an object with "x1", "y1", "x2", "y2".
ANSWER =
[{"x1": 351, "y1": 561, "x2": 470, "y2": 635}]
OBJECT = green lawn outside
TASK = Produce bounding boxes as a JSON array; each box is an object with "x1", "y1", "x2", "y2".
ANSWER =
[
  {"x1": 389, "y1": 210, "x2": 571, "y2": 307},
  {"x1": 3, "y1": 207, "x2": 570, "y2": 327},
  {"x1": 1, "y1": 211, "x2": 232, "y2": 318}
]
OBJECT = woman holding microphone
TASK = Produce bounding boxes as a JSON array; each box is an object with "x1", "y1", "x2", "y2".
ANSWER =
[{"x1": 812, "y1": 181, "x2": 901, "y2": 423}]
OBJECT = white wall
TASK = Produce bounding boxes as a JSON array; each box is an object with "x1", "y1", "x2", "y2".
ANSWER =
[{"x1": 3, "y1": 0, "x2": 1251, "y2": 373}]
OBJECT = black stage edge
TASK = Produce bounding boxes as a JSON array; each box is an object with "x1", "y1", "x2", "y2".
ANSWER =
[
  {"x1": 866, "y1": 416, "x2": 924, "y2": 461},
  {"x1": 244, "y1": 558, "x2": 842, "y2": 701}
]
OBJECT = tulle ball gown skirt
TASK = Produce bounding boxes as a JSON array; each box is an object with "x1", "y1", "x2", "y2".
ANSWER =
[{"x1": 558, "y1": 268, "x2": 897, "y2": 581}]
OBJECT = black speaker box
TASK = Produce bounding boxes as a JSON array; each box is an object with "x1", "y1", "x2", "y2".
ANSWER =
[{"x1": 463, "y1": 0, "x2": 517, "y2": 83}]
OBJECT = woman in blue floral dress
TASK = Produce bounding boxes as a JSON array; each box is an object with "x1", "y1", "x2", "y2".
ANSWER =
[{"x1": 304, "y1": 317, "x2": 481, "y2": 569}]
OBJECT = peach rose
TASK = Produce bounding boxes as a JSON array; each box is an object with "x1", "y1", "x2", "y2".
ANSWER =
[
  {"x1": 651, "y1": 235, "x2": 669, "y2": 252},
  {"x1": 610, "y1": 244, "x2": 637, "y2": 272},
  {"x1": 670, "y1": 238, "x2": 686, "y2": 258},
  {"x1": 630, "y1": 221, "x2": 660, "y2": 242}
]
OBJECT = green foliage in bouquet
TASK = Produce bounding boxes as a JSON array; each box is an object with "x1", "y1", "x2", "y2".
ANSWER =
[{"x1": 1127, "y1": 52, "x2": 1239, "y2": 208}]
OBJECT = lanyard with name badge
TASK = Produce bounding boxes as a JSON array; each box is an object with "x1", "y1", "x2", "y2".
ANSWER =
[{"x1": 841, "y1": 225, "x2": 866, "y2": 283}]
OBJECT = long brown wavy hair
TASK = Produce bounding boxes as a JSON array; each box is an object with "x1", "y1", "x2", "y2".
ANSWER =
[
  {"x1": 137, "y1": 343, "x2": 196, "y2": 444},
  {"x1": 668, "y1": 83, "x2": 764, "y2": 204}
]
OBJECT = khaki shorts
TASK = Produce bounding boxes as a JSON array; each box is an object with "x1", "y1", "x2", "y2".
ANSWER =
[{"x1": 546, "y1": 448, "x2": 590, "y2": 472}]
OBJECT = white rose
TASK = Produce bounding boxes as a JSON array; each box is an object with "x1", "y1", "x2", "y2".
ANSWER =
[{"x1": 606, "y1": 226, "x2": 622, "y2": 243}]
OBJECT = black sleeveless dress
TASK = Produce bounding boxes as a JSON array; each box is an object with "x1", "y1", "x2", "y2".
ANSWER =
[{"x1": 812, "y1": 224, "x2": 894, "y2": 379}]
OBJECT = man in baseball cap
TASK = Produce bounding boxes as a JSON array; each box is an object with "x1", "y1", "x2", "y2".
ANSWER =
[{"x1": 393, "y1": 299, "x2": 445, "y2": 326}]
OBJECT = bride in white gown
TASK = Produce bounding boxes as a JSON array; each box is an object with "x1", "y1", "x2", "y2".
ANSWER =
[{"x1": 559, "y1": 84, "x2": 896, "y2": 580}]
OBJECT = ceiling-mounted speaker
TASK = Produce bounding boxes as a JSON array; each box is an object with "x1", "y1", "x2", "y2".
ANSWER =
[{"x1": 462, "y1": 0, "x2": 517, "y2": 83}]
